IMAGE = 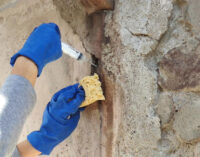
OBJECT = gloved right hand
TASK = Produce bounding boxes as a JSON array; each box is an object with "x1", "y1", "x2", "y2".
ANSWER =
[
  {"x1": 27, "y1": 84, "x2": 85, "y2": 155},
  {"x1": 10, "y1": 23, "x2": 62, "y2": 77}
]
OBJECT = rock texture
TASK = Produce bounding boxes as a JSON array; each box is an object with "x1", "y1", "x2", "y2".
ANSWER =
[
  {"x1": 80, "y1": 0, "x2": 114, "y2": 14},
  {"x1": 158, "y1": 48, "x2": 200, "y2": 92},
  {"x1": 156, "y1": 92, "x2": 174, "y2": 128},
  {"x1": 0, "y1": 0, "x2": 200, "y2": 157},
  {"x1": 173, "y1": 95, "x2": 200, "y2": 143}
]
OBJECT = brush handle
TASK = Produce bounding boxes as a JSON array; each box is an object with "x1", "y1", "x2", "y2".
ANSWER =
[{"x1": 61, "y1": 42, "x2": 83, "y2": 60}]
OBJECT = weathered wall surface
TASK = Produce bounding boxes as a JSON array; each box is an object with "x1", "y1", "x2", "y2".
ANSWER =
[
  {"x1": 101, "y1": 0, "x2": 200, "y2": 156},
  {"x1": 1, "y1": 0, "x2": 200, "y2": 156}
]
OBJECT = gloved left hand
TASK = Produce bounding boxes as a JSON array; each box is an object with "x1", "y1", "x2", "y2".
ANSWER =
[
  {"x1": 27, "y1": 84, "x2": 85, "y2": 155},
  {"x1": 10, "y1": 23, "x2": 62, "y2": 76}
]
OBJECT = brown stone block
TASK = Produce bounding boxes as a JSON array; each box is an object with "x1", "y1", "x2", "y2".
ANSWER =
[
  {"x1": 158, "y1": 48, "x2": 200, "y2": 92},
  {"x1": 80, "y1": 0, "x2": 114, "y2": 14}
]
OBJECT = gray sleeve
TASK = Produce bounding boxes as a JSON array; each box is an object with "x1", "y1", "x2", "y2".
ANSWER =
[
  {"x1": 11, "y1": 148, "x2": 21, "y2": 157},
  {"x1": 0, "y1": 75, "x2": 36, "y2": 157}
]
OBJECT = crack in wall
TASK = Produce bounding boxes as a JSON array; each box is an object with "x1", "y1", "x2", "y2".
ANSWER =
[{"x1": 125, "y1": 27, "x2": 156, "y2": 41}]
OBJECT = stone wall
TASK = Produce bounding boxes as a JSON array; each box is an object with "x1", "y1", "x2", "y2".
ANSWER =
[
  {"x1": 52, "y1": 0, "x2": 200, "y2": 156},
  {"x1": 101, "y1": 0, "x2": 200, "y2": 156},
  {"x1": 1, "y1": 0, "x2": 200, "y2": 156}
]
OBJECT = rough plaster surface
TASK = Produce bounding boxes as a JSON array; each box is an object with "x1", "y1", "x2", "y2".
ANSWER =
[{"x1": 1, "y1": 0, "x2": 200, "y2": 157}]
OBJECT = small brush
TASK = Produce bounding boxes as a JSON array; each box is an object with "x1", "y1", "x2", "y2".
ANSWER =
[{"x1": 61, "y1": 42, "x2": 97, "y2": 67}]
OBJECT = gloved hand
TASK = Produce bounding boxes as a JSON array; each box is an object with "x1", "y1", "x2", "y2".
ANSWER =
[
  {"x1": 27, "y1": 84, "x2": 85, "y2": 155},
  {"x1": 10, "y1": 23, "x2": 62, "y2": 76}
]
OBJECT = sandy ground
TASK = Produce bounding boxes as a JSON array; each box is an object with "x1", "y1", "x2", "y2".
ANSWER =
[{"x1": 0, "y1": 0, "x2": 92, "y2": 156}]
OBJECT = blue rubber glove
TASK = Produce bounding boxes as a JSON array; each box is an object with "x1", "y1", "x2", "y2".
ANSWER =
[
  {"x1": 10, "y1": 23, "x2": 62, "y2": 76},
  {"x1": 27, "y1": 84, "x2": 85, "y2": 155}
]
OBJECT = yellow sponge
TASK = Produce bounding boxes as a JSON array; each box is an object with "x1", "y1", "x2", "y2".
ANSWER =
[{"x1": 80, "y1": 73, "x2": 105, "y2": 107}]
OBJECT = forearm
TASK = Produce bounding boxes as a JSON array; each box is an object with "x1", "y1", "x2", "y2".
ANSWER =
[
  {"x1": 17, "y1": 140, "x2": 41, "y2": 157},
  {"x1": 13, "y1": 57, "x2": 41, "y2": 156},
  {"x1": 0, "y1": 75, "x2": 36, "y2": 156},
  {"x1": 11, "y1": 56, "x2": 38, "y2": 86},
  {"x1": 13, "y1": 57, "x2": 40, "y2": 156},
  {"x1": 0, "y1": 57, "x2": 37, "y2": 156}
]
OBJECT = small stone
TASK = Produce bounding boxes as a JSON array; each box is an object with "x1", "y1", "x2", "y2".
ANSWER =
[
  {"x1": 173, "y1": 98, "x2": 200, "y2": 143},
  {"x1": 158, "y1": 48, "x2": 200, "y2": 92},
  {"x1": 156, "y1": 92, "x2": 174, "y2": 127}
]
